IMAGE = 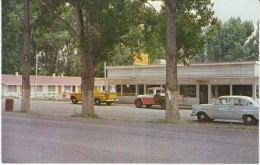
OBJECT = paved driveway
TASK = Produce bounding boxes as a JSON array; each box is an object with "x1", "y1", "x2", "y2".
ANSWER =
[
  {"x1": 2, "y1": 99, "x2": 193, "y2": 121},
  {"x1": 2, "y1": 99, "x2": 258, "y2": 129}
]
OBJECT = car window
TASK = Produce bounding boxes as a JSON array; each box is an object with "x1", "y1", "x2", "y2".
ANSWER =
[
  {"x1": 233, "y1": 98, "x2": 243, "y2": 106},
  {"x1": 147, "y1": 90, "x2": 153, "y2": 95},
  {"x1": 156, "y1": 90, "x2": 164, "y2": 94},
  {"x1": 219, "y1": 98, "x2": 232, "y2": 105}
]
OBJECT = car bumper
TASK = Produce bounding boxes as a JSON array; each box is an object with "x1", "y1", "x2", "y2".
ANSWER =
[{"x1": 106, "y1": 99, "x2": 119, "y2": 102}]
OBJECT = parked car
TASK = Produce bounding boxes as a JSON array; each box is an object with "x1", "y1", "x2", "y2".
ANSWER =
[
  {"x1": 134, "y1": 87, "x2": 184, "y2": 110},
  {"x1": 70, "y1": 92, "x2": 119, "y2": 105},
  {"x1": 191, "y1": 96, "x2": 259, "y2": 125}
]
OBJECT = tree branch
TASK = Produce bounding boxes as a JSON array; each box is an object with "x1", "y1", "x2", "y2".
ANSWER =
[
  {"x1": 39, "y1": 0, "x2": 79, "y2": 38},
  {"x1": 9, "y1": 1, "x2": 24, "y2": 26}
]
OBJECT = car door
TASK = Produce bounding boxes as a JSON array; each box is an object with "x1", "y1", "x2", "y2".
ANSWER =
[{"x1": 214, "y1": 98, "x2": 233, "y2": 119}]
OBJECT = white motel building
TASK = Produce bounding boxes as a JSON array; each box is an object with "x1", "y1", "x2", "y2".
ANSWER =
[{"x1": 2, "y1": 61, "x2": 259, "y2": 105}]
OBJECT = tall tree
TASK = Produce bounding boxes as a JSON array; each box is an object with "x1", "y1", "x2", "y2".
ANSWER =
[
  {"x1": 164, "y1": 0, "x2": 179, "y2": 120},
  {"x1": 21, "y1": 0, "x2": 30, "y2": 112},
  {"x1": 47, "y1": 0, "x2": 146, "y2": 115},
  {"x1": 199, "y1": 17, "x2": 258, "y2": 62}
]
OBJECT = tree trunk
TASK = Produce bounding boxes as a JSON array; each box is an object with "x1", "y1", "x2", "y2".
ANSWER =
[
  {"x1": 165, "y1": 0, "x2": 180, "y2": 120},
  {"x1": 76, "y1": 0, "x2": 95, "y2": 115},
  {"x1": 21, "y1": 0, "x2": 30, "y2": 112},
  {"x1": 81, "y1": 53, "x2": 95, "y2": 115}
]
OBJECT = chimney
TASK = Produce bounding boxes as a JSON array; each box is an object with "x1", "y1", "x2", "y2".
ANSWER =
[
  {"x1": 52, "y1": 73, "x2": 55, "y2": 78},
  {"x1": 15, "y1": 72, "x2": 19, "y2": 77}
]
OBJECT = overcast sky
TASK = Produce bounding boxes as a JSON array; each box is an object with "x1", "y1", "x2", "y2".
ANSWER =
[
  {"x1": 212, "y1": 0, "x2": 259, "y2": 27},
  {"x1": 149, "y1": 0, "x2": 259, "y2": 28}
]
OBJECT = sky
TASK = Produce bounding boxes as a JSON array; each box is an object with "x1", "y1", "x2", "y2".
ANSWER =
[
  {"x1": 211, "y1": 0, "x2": 259, "y2": 28},
  {"x1": 149, "y1": 0, "x2": 260, "y2": 28}
]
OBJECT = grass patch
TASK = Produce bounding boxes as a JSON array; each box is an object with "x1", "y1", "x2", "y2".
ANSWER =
[
  {"x1": 147, "y1": 119, "x2": 188, "y2": 125},
  {"x1": 71, "y1": 112, "x2": 101, "y2": 119}
]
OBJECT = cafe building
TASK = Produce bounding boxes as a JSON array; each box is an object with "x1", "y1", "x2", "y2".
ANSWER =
[{"x1": 106, "y1": 61, "x2": 259, "y2": 105}]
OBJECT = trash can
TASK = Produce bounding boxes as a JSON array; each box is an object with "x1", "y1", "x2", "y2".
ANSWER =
[{"x1": 5, "y1": 99, "x2": 14, "y2": 111}]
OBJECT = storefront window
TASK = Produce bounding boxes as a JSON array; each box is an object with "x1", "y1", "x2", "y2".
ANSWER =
[
  {"x1": 211, "y1": 85, "x2": 230, "y2": 98},
  {"x1": 137, "y1": 85, "x2": 144, "y2": 95},
  {"x1": 232, "y1": 85, "x2": 252, "y2": 97},
  {"x1": 116, "y1": 85, "x2": 121, "y2": 96},
  {"x1": 180, "y1": 85, "x2": 196, "y2": 97},
  {"x1": 256, "y1": 85, "x2": 259, "y2": 99},
  {"x1": 122, "y1": 85, "x2": 136, "y2": 96}
]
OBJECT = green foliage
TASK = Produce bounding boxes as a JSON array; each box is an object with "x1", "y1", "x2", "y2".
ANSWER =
[
  {"x1": 147, "y1": 119, "x2": 188, "y2": 125},
  {"x1": 197, "y1": 17, "x2": 259, "y2": 62},
  {"x1": 71, "y1": 112, "x2": 101, "y2": 119},
  {"x1": 2, "y1": 0, "x2": 24, "y2": 74}
]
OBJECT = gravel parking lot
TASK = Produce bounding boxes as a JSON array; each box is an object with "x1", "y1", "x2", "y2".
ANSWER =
[{"x1": 2, "y1": 99, "x2": 258, "y2": 129}]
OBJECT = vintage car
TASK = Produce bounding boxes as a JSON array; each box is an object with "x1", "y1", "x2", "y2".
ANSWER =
[
  {"x1": 191, "y1": 96, "x2": 259, "y2": 125},
  {"x1": 70, "y1": 92, "x2": 119, "y2": 105},
  {"x1": 134, "y1": 87, "x2": 184, "y2": 110}
]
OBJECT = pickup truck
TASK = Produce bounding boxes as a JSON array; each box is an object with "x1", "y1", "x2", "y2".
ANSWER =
[
  {"x1": 134, "y1": 87, "x2": 184, "y2": 109},
  {"x1": 70, "y1": 92, "x2": 119, "y2": 105}
]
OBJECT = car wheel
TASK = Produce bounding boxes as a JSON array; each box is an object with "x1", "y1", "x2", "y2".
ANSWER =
[
  {"x1": 243, "y1": 115, "x2": 257, "y2": 125},
  {"x1": 71, "y1": 97, "x2": 78, "y2": 104},
  {"x1": 135, "y1": 99, "x2": 143, "y2": 108},
  {"x1": 106, "y1": 102, "x2": 112, "y2": 105},
  {"x1": 197, "y1": 112, "x2": 210, "y2": 122},
  {"x1": 145, "y1": 105, "x2": 152, "y2": 108},
  {"x1": 160, "y1": 100, "x2": 166, "y2": 110},
  {"x1": 94, "y1": 98, "x2": 101, "y2": 105}
]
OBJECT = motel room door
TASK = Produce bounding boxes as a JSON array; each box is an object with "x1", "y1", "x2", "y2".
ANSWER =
[{"x1": 199, "y1": 85, "x2": 208, "y2": 104}]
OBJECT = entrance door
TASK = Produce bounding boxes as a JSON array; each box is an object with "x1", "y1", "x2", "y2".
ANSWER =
[{"x1": 199, "y1": 85, "x2": 208, "y2": 104}]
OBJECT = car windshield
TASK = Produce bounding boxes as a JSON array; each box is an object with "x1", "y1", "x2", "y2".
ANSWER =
[{"x1": 247, "y1": 97, "x2": 259, "y2": 106}]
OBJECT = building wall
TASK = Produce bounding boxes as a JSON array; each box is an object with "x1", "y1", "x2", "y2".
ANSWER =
[{"x1": 107, "y1": 62, "x2": 259, "y2": 104}]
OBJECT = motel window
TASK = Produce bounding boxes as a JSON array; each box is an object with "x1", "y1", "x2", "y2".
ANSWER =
[
  {"x1": 48, "y1": 85, "x2": 56, "y2": 92},
  {"x1": 64, "y1": 86, "x2": 71, "y2": 92},
  {"x1": 35, "y1": 85, "x2": 43, "y2": 92},
  {"x1": 211, "y1": 85, "x2": 230, "y2": 98},
  {"x1": 180, "y1": 85, "x2": 196, "y2": 97},
  {"x1": 233, "y1": 85, "x2": 252, "y2": 97},
  {"x1": 122, "y1": 85, "x2": 136, "y2": 96},
  {"x1": 7, "y1": 85, "x2": 17, "y2": 92}
]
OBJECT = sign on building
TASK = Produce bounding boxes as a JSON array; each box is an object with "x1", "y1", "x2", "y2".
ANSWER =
[{"x1": 133, "y1": 52, "x2": 149, "y2": 65}]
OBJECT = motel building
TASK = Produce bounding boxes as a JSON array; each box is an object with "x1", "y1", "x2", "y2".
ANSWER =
[
  {"x1": 1, "y1": 73, "x2": 106, "y2": 100},
  {"x1": 106, "y1": 61, "x2": 259, "y2": 105}
]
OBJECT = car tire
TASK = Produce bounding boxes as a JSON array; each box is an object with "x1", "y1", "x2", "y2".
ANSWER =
[
  {"x1": 197, "y1": 112, "x2": 210, "y2": 122},
  {"x1": 94, "y1": 98, "x2": 101, "y2": 105},
  {"x1": 135, "y1": 99, "x2": 143, "y2": 108},
  {"x1": 243, "y1": 115, "x2": 257, "y2": 125},
  {"x1": 160, "y1": 100, "x2": 166, "y2": 110},
  {"x1": 71, "y1": 97, "x2": 78, "y2": 104}
]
